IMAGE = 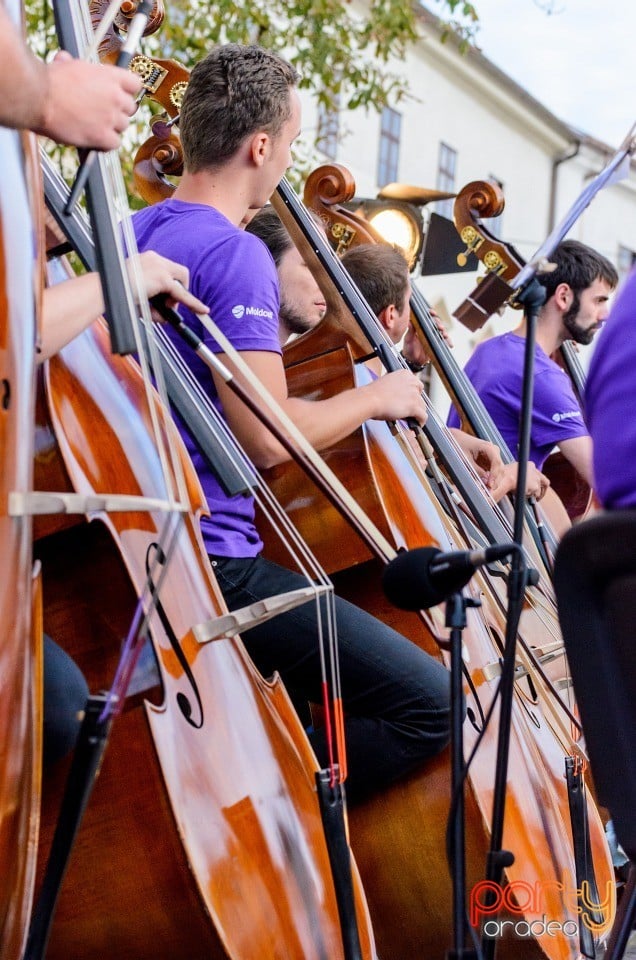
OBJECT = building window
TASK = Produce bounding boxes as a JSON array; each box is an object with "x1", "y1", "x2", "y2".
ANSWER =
[
  {"x1": 483, "y1": 175, "x2": 504, "y2": 239},
  {"x1": 377, "y1": 107, "x2": 401, "y2": 187},
  {"x1": 617, "y1": 244, "x2": 636, "y2": 281},
  {"x1": 436, "y1": 142, "x2": 457, "y2": 218},
  {"x1": 317, "y1": 95, "x2": 340, "y2": 160}
]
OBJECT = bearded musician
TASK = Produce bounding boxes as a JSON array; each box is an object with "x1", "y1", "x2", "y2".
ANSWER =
[{"x1": 447, "y1": 240, "x2": 618, "y2": 487}]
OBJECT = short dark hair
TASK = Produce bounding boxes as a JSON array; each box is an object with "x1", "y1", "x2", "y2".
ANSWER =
[
  {"x1": 244, "y1": 208, "x2": 293, "y2": 267},
  {"x1": 341, "y1": 243, "x2": 410, "y2": 317},
  {"x1": 245, "y1": 206, "x2": 324, "y2": 265},
  {"x1": 538, "y1": 240, "x2": 618, "y2": 300},
  {"x1": 180, "y1": 45, "x2": 299, "y2": 172}
]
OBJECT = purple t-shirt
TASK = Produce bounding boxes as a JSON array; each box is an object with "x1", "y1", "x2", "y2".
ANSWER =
[
  {"x1": 447, "y1": 332, "x2": 587, "y2": 469},
  {"x1": 133, "y1": 199, "x2": 282, "y2": 557},
  {"x1": 586, "y1": 267, "x2": 636, "y2": 509}
]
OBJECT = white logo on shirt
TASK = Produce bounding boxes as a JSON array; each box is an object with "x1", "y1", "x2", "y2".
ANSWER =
[
  {"x1": 232, "y1": 304, "x2": 274, "y2": 320},
  {"x1": 552, "y1": 410, "x2": 582, "y2": 423}
]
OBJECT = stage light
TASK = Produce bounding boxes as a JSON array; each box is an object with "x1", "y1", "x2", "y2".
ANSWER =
[
  {"x1": 344, "y1": 198, "x2": 423, "y2": 269},
  {"x1": 345, "y1": 184, "x2": 458, "y2": 271},
  {"x1": 366, "y1": 203, "x2": 423, "y2": 267}
]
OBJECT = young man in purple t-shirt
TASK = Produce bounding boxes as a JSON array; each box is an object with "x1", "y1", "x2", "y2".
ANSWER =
[
  {"x1": 447, "y1": 240, "x2": 617, "y2": 486},
  {"x1": 133, "y1": 44, "x2": 451, "y2": 804}
]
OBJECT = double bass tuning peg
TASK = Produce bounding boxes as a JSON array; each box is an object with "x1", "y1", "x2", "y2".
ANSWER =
[{"x1": 456, "y1": 224, "x2": 484, "y2": 267}]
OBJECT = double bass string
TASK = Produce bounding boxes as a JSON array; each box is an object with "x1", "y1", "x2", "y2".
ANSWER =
[
  {"x1": 43, "y1": 1, "x2": 218, "y2": 730},
  {"x1": 277, "y1": 174, "x2": 581, "y2": 740},
  {"x1": 59, "y1": 0, "x2": 186, "y2": 497},
  {"x1": 147, "y1": 322, "x2": 349, "y2": 783},
  {"x1": 311, "y1": 187, "x2": 583, "y2": 746}
]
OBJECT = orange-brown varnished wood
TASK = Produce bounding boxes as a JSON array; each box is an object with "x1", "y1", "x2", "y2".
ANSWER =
[
  {"x1": 333, "y1": 558, "x2": 615, "y2": 960},
  {"x1": 34, "y1": 306, "x2": 376, "y2": 959},
  {"x1": 0, "y1": 129, "x2": 42, "y2": 960},
  {"x1": 543, "y1": 452, "x2": 594, "y2": 523},
  {"x1": 260, "y1": 344, "x2": 439, "y2": 574},
  {"x1": 260, "y1": 170, "x2": 616, "y2": 960}
]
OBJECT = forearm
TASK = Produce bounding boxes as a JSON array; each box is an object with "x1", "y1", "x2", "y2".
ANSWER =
[
  {"x1": 284, "y1": 385, "x2": 381, "y2": 452},
  {"x1": 221, "y1": 385, "x2": 381, "y2": 470},
  {"x1": 559, "y1": 436, "x2": 594, "y2": 486},
  {"x1": 0, "y1": 8, "x2": 48, "y2": 132},
  {"x1": 39, "y1": 273, "x2": 105, "y2": 362},
  {"x1": 214, "y1": 353, "x2": 426, "y2": 469}
]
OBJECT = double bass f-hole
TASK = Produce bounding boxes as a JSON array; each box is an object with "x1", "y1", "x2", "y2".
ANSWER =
[{"x1": 144, "y1": 539, "x2": 204, "y2": 729}]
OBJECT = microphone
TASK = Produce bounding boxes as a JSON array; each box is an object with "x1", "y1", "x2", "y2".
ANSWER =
[{"x1": 382, "y1": 543, "x2": 515, "y2": 610}]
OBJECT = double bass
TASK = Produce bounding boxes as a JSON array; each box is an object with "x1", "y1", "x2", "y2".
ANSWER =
[
  {"x1": 24, "y1": 8, "x2": 379, "y2": 957},
  {"x1": 122, "y1": 36, "x2": 615, "y2": 958},
  {"x1": 265, "y1": 176, "x2": 615, "y2": 960},
  {"x1": 297, "y1": 166, "x2": 584, "y2": 715},
  {"x1": 0, "y1": 123, "x2": 43, "y2": 960},
  {"x1": 33, "y1": 296, "x2": 375, "y2": 959}
]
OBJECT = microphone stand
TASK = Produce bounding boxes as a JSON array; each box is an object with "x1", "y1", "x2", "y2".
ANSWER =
[
  {"x1": 447, "y1": 122, "x2": 636, "y2": 960},
  {"x1": 481, "y1": 278, "x2": 545, "y2": 960},
  {"x1": 446, "y1": 590, "x2": 480, "y2": 960}
]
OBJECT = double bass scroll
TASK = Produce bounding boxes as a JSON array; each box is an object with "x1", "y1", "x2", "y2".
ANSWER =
[{"x1": 451, "y1": 180, "x2": 594, "y2": 522}]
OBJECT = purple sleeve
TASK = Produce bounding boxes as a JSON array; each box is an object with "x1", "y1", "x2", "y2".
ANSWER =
[
  {"x1": 531, "y1": 366, "x2": 587, "y2": 449},
  {"x1": 446, "y1": 405, "x2": 461, "y2": 429},
  {"x1": 194, "y1": 232, "x2": 282, "y2": 355},
  {"x1": 586, "y1": 268, "x2": 636, "y2": 508}
]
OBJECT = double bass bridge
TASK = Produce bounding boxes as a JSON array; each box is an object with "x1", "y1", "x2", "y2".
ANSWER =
[{"x1": 8, "y1": 490, "x2": 187, "y2": 516}]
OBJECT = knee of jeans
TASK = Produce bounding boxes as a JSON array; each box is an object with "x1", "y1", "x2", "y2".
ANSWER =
[
  {"x1": 407, "y1": 706, "x2": 451, "y2": 761},
  {"x1": 399, "y1": 680, "x2": 452, "y2": 752},
  {"x1": 43, "y1": 637, "x2": 89, "y2": 765},
  {"x1": 423, "y1": 662, "x2": 452, "y2": 717},
  {"x1": 43, "y1": 683, "x2": 88, "y2": 764}
]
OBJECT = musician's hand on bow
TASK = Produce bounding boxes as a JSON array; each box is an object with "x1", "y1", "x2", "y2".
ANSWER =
[
  {"x1": 130, "y1": 251, "x2": 210, "y2": 317},
  {"x1": 35, "y1": 50, "x2": 142, "y2": 149},
  {"x1": 524, "y1": 462, "x2": 551, "y2": 500},
  {"x1": 498, "y1": 461, "x2": 551, "y2": 501}
]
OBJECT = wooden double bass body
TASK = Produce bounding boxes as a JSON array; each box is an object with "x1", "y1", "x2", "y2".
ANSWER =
[
  {"x1": 262, "y1": 336, "x2": 614, "y2": 960},
  {"x1": 259, "y1": 173, "x2": 616, "y2": 960},
  {"x1": 297, "y1": 167, "x2": 586, "y2": 711},
  {"x1": 125, "y1": 63, "x2": 615, "y2": 952},
  {"x1": 0, "y1": 127, "x2": 43, "y2": 960},
  {"x1": 31, "y1": 243, "x2": 376, "y2": 959}
]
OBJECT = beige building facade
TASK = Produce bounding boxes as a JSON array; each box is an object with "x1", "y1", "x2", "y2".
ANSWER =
[{"x1": 299, "y1": 4, "x2": 636, "y2": 413}]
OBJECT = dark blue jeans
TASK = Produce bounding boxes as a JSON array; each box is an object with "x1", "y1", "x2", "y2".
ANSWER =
[
  {"x1": 43, "y1": 634, "x2": 89, "y2": 765},
  {"x1": 210, "y1": 554, "x2": 450, "y2": 804}
]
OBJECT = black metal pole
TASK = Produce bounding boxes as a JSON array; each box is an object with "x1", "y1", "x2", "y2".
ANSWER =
[
  {"x1": 481, "y1": 278, "x2": 545, "y2": 960},
  {"x1": 446, "y1": 592, "x2": 479, "y2": 960}
]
